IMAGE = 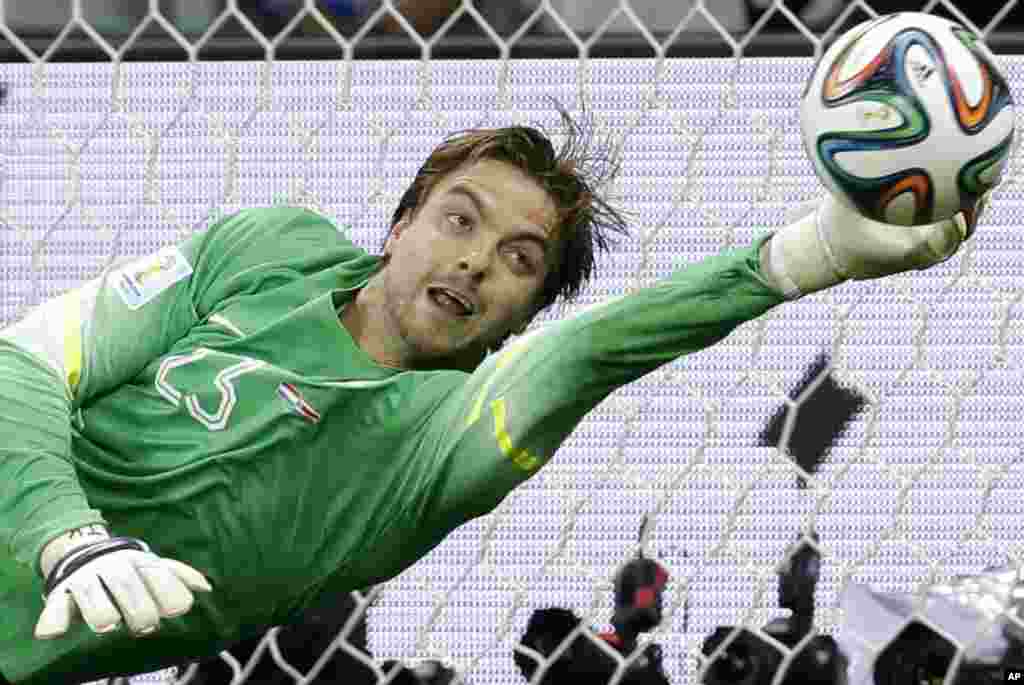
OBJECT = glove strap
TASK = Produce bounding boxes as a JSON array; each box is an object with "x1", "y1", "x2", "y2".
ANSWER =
[
  {"x1": 765, "y1": 199, "x2": 848, "y2": 299},
  {"x1": 766, "y1": 231, "x2": 805, "y2": 300},
  {"x1": 43, "y1": 537, "x2": 150, "y2": 597}
]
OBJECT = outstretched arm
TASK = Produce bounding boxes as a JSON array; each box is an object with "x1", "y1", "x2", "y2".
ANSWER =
[
  {"x1": 421, "y1": 234, "x2": 784, "y2": 525},
  {"x1": 421, "y1": 193, "x2": 977, "y2": 527}
]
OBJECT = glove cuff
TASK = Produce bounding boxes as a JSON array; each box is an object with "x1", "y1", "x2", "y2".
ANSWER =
[
  {"x1": 39, "y1": 525, "x2": 110, "y2": 579},
  {"x1": 765, "y1": 198, "x2": 847, "y2": 299},
  {"x1": 43, "y1": 537, "x2": 150, "y2": 597}
]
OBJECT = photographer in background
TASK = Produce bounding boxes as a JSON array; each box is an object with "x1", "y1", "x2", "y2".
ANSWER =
[
  {"x1": 515, "y1": 524, "x2": 672, "y2": 685},
  {"x1": 185, "y1": 588, "x2": 460, "y2": 684}
]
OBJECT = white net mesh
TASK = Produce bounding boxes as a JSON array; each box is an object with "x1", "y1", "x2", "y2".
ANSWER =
[{"x1": 1, "y1": 1, "x2": 1023, "y2": 684}]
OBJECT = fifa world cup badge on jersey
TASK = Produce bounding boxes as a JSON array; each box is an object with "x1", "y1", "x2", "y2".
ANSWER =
[{"x1": 114, "y1": 246, "x2": 194, "y2": 310}]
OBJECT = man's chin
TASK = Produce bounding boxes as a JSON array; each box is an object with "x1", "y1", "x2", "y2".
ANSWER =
[
  {"x1": 409, "y1": 332, "x2": 487, "y2": 370},
  {"x1": 403, "y1": 302, "x2": 494, "y2": 368}
]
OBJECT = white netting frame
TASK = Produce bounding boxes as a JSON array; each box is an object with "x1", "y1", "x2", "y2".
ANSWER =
[{"x1": 0, "y1": 1, "x2": 1022, "y2": 685}]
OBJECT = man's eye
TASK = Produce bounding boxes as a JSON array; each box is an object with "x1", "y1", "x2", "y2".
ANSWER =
[
  {"x1": 447, "y1": 213, "x2": 471, "y2": 229},
  {"x1": 510, "y1": 250, "x2": 536, "y2": 271}
]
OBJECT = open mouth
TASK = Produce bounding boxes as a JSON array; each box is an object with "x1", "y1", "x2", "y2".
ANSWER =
[{"x1": 427, "y1": 286, "x2": 474, "y2": 318}]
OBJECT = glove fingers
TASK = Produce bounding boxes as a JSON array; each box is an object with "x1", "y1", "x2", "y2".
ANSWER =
[
  {"x1": 160, "y1": 558, "x2": 213, "y2": 594},
  {"x1": 34, "y1": 589, "x2": 77, "y2": 639},
  {"x1": 915, "y1": 213, "x2": 966, "y2": 269},
  {"x1": 965, "y1": 189, "x2": 992, "y2": 241},
  {"x1": 97, "y1": 564, "x2": 161, "y2": 635},
  {"x1": 136, "y1": 562, "x2": 200, "y2": 619},
  {"x1": 68, "y1": 574, "x2": 128, "y2": 634}
]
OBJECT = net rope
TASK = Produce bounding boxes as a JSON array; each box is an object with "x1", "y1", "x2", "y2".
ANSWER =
[{"x1": 0, "y1": 1, "x2": 1022, "y2": 684}]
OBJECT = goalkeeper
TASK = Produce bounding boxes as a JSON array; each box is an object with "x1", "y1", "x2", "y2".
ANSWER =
[{"x1": 0, "y1": 113, "x2": 978, "y2": 685}]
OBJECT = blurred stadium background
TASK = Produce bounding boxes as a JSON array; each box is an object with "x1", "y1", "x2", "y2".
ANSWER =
[{"x1": 1, "y1": 1, "x2": 1023, "y2": 684}]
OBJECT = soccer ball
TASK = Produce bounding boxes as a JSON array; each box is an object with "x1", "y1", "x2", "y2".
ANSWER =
[{"x1": 800, "y1": 12, "x2": 1016, "y2": 228}]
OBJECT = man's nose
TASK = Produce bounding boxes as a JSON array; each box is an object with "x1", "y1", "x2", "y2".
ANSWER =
[{"x1": 457, "y1": 246, "x2": 493, "y2": 274}]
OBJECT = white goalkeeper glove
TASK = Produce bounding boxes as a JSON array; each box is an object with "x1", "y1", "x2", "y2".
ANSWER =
[
  {"x1": 761, "y1": 193, "x2": 985, "y2": 299},
  {"x1": 35, "y1": 525, "x2": 212, "y2": 639}
]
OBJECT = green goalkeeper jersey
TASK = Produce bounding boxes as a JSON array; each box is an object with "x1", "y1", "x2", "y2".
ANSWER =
[{"x1": 0, "y1": 206, "x2": 784, "y2": 684}]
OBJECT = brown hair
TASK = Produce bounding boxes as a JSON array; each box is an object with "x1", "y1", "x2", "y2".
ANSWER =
[{"x1": 385, "y1": 106, "x2": 630, "y2": 322}]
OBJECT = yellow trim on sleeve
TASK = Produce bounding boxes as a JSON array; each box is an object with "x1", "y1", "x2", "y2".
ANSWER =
[
  {"x1": 60, "y1": 290, "x2": 83, "y2": 394},
  {"x1": 491, "y1": 397, "x2": 541, "y2": 473},
  {"x1": 465, "y1": 336, "x2": 530, "y2": 428},
  {"x1": 460, "y1": 334, "x2": 543, "y2": 472}
]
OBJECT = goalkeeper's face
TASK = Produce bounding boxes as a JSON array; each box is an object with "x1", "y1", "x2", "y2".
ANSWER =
[{"x1": 377, "y1": 159, "x2": 558, "y2": 369}]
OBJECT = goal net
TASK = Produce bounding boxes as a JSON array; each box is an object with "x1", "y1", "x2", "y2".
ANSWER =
[{"x1": 0, "y1": 1, "x2": 1022, "y2": 684}]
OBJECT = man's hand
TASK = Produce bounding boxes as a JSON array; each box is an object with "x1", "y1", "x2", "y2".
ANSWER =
[
  {"x1": 35, "y1": 526, "x2": 212, "y2": 639},
  {"x1": 760, "y1": 192, "x2": 988, "y2": 299}
]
